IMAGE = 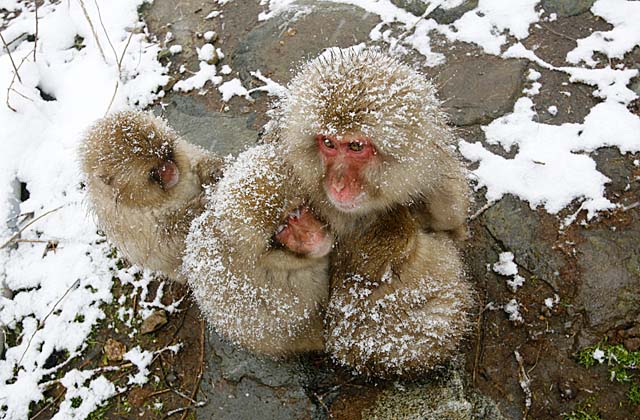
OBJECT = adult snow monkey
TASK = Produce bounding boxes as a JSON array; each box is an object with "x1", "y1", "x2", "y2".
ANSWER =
[
  {"x1": 273, "y1": 47, "x2": 475, "y2": 377},
  {"x1": 80, "y1": 110, "x2": 223, "y2": 283},
  {"x1": 183, "y1": 144, "x2": 333, "y2": 356}
]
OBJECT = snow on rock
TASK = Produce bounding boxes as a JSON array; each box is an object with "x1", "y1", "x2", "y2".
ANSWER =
[
  {"x1": 173, "y1": 62, "x2": 222, "y2": 92},
  {"x1": 439, "y1": 0, "x2": 541, "y2": 55},
  {"x1": 504, "y1": 299, "x2": 524, "y2": 323},
  {"x1": 459, "y1": 93, "x2": 639, "y2": 220},
  {"x1": 0, "y1": 0, "x2": 167, "y2": 417},
  {"x1": 218, "y1": 78, "x2": 249, "y2": 101},
  {"x1": 197, "y1": 43, "x2": 216, "y2": 61},
  {"x1": 492, "y1": 252, "x2": 525, "y2": 292},
  {"x1": 567, "y1": 0, "x2": 640, "y2": 66}
]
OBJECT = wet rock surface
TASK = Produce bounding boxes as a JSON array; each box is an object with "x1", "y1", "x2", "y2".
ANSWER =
[{"x1": 140, "y1": 1, "x2": 640, "y2": 419}]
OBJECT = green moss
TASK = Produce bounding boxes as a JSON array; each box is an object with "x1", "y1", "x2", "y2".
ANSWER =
[
  {"x1": 576, "y1": 342, "x2": 640, "y2": 405},
  {"x1": 70, "y1": 396, "x2": 82, "y2": 409},
  {"x1": 561, "y1": 397, "x2": 603, "y2": 420}
]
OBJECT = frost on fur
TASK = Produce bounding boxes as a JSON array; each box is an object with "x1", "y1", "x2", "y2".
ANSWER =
[{"x1": 183, "y1": 144, "x2": 328, "y2": 355}]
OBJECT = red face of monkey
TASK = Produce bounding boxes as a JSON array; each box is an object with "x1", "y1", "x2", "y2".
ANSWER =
[{"x1": 315, "y1": 133, "x2": 378, "y2": 212}]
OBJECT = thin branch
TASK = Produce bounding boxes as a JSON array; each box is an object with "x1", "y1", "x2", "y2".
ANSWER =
[
  {"x1": 18, "y1": 279, "x2": 81, "y2": 366},
  {"x1": 0, "y1": 31, "x2": 22, "y2": 83},
  {"x1": 93, "y1": 0, "x2": 118, "y2": 68},
  {"x1": 33, "y1": 1, "x2": 39, "y2": 61},
  {"x1": 179, "y1": 319, "x2": 206, "y2": 420},
  {"x1": 469, "y1": 201, "x2": 494, "y2": 221},
  {"x1": 77, "y1": 0, "x2": 106, "y2": 62},
  {"x1": 0, "y1": 205, "x2": 64, "y2": 249},
  {"x1": 104, "y1": 30, "x2": 134, "y2": 116}
]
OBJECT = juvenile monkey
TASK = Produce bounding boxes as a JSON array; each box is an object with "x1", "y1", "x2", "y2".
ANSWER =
[
  {"x1": 80, "y1": 110, "x2": 222, "y2": 283},
  {"x1": 274, "y1": 48, "x2": 474, "y2": 377},
  {"x1": 183, "y1": 144, "x2": 332, "y2": 355}
]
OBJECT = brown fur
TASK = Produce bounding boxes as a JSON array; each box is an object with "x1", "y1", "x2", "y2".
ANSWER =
[
  {"x1": 80, "y1": 110, "x2": 222, "y2": 282},
  {"x1": 272, "y1": 48, "x2": 474, "y2": 376},
  {"x1": 183, "y1": 144, "x2": 331, "y2": 356},
  {"x1": 276, "y1": 48, "x2": 470, "y2": 238},
  {"x1": 326, "y1": 208, "x2": 473, "y2": 378}
]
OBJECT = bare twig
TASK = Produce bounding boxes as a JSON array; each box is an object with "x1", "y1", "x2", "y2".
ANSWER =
[
  {"x1": 514, "y1": 350, "x2": 532, "y2": 420},
  {"x1": 179, "y1": 319, "x2": 206, "y2": 420},
  {"x1": 622, "y1": 201, "x2": 639, "y2": 212},
  {"x1": 93, "y1": 0, "x2": 118, "y2": 65},
  {"x1": 77, "y1": 0, "x2": 106, "y2": 62},
  {"x1": 18, "y1": 279, "x2": 81, "y2": 366},
  {"x1": 0, "y1": 205, "x2": 64, "y2": 249},
  {"x1": 6, "y1": 49, "x2": 31, "y2": 112},
  {"x1": 0, "y1": 31, "x2": 22, "y2": 83},
  {"x1": 104, "y1": 30, "x2": 134, "y2": 116},
  {"x1": 469, "y1": 201, "x2": 494, "y2": 221},
  {"x1": 33, "y1": 1, "x2": 39, "y2": 61},
  {"x1": 397, "y1": 0, "x2": 443, "y2": 42}
]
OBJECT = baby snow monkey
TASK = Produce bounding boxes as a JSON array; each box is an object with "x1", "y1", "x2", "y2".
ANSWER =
[
  {"x1": 184, "y1": 144, "x2": 333, "y2": 356},
  {"x1": 80, "y1": 110, "x2": 222, "y2": 283}
]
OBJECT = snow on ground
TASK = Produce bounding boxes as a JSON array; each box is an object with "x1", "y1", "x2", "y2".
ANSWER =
[
  {"x1": 1, "y1": 0, "x2": 639, "y2": 417},
  {"x1": 0, "y1": 0, "x2": 170, "y2": 417},
  {"x1": 256, "y1": 0, "x2": 640, "y2": 223}
]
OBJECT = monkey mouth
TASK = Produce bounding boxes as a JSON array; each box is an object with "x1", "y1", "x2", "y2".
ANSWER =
[{"x1": 326, "y1": 191, "x2": 366, "y2": 213}]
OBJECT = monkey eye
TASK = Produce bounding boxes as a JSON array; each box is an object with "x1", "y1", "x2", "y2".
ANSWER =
[
  {"x1": 348, "y1": 141, "x2": 364, "y2": 152},
  {"x1": 149, "y1": 167, "x2": 161, "y2": 184},
  {"x1": 322, "y1": 137, "x2": 335, "y2": 149}
]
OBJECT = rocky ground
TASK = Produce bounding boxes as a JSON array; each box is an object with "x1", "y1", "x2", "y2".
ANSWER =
[{"x1": 78, "y1": 1, "x2": 640, "y2": 418}]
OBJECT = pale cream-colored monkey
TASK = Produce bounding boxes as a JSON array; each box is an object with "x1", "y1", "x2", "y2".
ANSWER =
[
  {"x1": 80, "y1": 110, "x2": 222, "y2": 282},
  {"x1": 273, "y1": 47, "x2": 474, "y2": 377},
  {"x1": 184, "y1": 144, "x2": 333, "y2": 355}
]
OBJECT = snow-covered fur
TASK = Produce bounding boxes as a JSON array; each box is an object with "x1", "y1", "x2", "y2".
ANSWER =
[
  {"x1": 326, "y1": 208, "x2": 474, "y2": 378},
  {"x1": 272, "y1": 47, "x2": 474, "y2": 377},
  {"x1": 80, "y1": 110, "x2": 222, "y2": 282},
  {"x1": 276, "y1": 47, "x2": 469, "y2": 238},
  {"x1": 183, "y1": 144, "x2": 329, "y2": 355}
]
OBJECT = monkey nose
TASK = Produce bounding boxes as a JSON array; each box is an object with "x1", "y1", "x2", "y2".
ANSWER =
[{"x1": 333, "y1": 179, "x2": 345, "y2": 193}]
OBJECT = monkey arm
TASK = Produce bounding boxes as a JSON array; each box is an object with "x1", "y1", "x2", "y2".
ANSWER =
[
  {"x1": 326, "y1": 211, "x2": 474, "y2": 378},
  {"x1": 414, "y1": 170, "x2": 470, "y2": 241}
]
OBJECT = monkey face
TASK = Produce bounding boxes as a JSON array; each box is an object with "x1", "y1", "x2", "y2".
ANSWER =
[
  {"x1": 81, "y1": 110, "x2": 183, "y2": 208},
  {"x1": 315, "y1": 133, "x2": 380, "y2": 213},
  {"x1": 274, "y1": 205, "x2": 333, "y2": 258}
]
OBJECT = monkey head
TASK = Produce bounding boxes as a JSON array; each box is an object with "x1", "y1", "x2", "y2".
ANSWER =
[
  {"x1": 274, "y1": 205, "x2": 333, "y2": 258},
  {"x1": 278, "y1": 47, "x2": 454, "y2": 216},
  {"x1": 81, "y1": 111, "x2": 186, "y2": 207}
]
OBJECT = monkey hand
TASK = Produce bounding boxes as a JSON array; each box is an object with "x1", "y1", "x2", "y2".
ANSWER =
[{"x1": 274, "y1": 206, "x2": 333, "y2": 258}]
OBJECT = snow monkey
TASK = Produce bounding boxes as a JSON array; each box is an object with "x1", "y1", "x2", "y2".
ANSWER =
[
  {"x1": 80, "y1": 110, "x2": 223, "y2": 283},
  {"x1": 183, "y1": 144, "x2": 333, "y2": 356},
  {"x1": 275, "y1": 47, "x2": 474, "y2": 377}
]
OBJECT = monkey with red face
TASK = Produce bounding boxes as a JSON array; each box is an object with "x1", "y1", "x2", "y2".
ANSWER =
[
  {"x1": 274, "y1": 48, "x2": 474, "y2": 377},
  {"x1": 184, "y1": 144, "x2": 333, "y2": 356},
  {"x1": 80, "y1": 110, "x2": 223, "y2": 283}
]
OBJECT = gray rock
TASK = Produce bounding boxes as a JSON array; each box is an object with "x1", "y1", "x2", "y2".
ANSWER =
[
  {"x1": 541, "y1": 0, "x2": 596, "y2": 17},
  {"x1": 391, "y1": 0, "x2": 478, "y2": 24},
  {"x1": 430, "y1": 0, "x2": 478, "y2": 24},
  {"x1": 154, "y1": 95, "x2": 258, "y2": 157},
  {"x1": 196, "y1": 330, "x2": 318, "y2": 419},
  {"x1": 436, "y1": 57, "x2": 526, "y2": 126},
  {"x1": 575, "y1": 215, "x2": 640, "y2": 328},
  {"x1": 231, "y1": 1, "x2": 380, "y2": 84},
  {"x1": 631, "y1": 77, "x2": 640, "y2": 97},
  {"x1": 362, "y1": 367, "x2": 505, "y2": 420},
  {"x1": 481, "y1": 195, "x2": 564, "y2": 292}
]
